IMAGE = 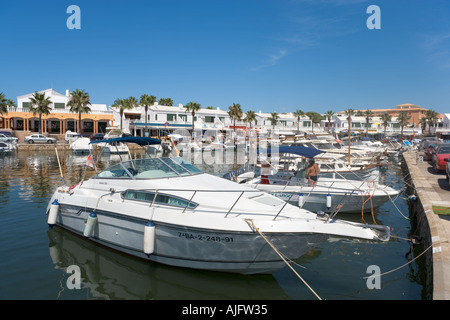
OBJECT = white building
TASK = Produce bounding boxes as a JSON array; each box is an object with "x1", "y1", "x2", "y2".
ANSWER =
[
  {"x1": 333, "y1": 113, "x2": 423, "y2": 135},
  {"x1": 5, "y1": 88, "x2": 114, "y2": 138},
  {"x1": 116, "y1": 103, "x2": 315, "y2": 137}
]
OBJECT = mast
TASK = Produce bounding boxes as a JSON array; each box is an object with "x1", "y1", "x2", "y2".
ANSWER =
[{"x1": 347, "y1": 111, "x2": 352, "y2": 166}]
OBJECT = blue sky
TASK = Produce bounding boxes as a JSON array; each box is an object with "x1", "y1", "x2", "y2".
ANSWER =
[{"x1": 1, "y1": 0, "x2": 450, "y2": 114}]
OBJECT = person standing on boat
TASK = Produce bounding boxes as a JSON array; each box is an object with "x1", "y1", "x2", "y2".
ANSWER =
[{"x1": 306, "y1": 159, "x2": 320, "y2": 187}]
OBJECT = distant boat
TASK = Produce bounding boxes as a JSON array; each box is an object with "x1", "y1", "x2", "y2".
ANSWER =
[
  {"x1": 69, "y1": 137, "x2": 91, "y2": 155},
  {"x1": 0, "y1": 142, "x2": 14, "y2": 154},
  {"x1": 95, "y1": 128, "x2": 130, "y2": 154},
  {"x1": 229, "y1": 145, "x2": 399, "y2": 214}
]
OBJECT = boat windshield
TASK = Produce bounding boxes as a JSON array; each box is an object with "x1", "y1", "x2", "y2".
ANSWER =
[{"x1": 95, "y1": 157, "x2": 203, "y2": 179}]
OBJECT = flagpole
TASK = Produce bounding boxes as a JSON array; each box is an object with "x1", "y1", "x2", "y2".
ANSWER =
[{"x1": 54, "y1": 144, "x2": 65, "y2": 186}]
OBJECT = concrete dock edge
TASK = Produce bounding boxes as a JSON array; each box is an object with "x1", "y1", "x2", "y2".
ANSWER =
[{"x1": 403, "y1": 151, "x2": 450, "y2": 300}]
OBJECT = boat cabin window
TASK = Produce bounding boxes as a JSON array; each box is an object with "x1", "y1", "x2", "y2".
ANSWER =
[
  {"x1": 121, "y1": 190, "x2": 198, "y2": 209},
  {"x1": 95, "y1": 157, "x2": 203, "y2": 179}
]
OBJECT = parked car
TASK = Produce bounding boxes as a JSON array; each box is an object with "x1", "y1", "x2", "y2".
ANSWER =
[
  {"x1": 432, "y1": 143, "x2": 450, "y2": 172},
  {"x1": 425, "y1": 141, "x2": 442, "y2": 161},
  {"x1": 24, "y1": 134, "x2": 57, "y2": 144},
  {"x1": 90, "y1": 133, "x2": 104, "y2": 141},
  {"x1": 421, "y1": 139, "x2": 440, "y2": 152},
  {"x1": 65, "y1": 130, "x2": 82, "y2": 142}
]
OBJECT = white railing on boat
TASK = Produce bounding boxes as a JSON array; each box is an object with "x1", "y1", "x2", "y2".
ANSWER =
[{"x1": 116, "y1": 187, "x2": 299, "y2": 221}]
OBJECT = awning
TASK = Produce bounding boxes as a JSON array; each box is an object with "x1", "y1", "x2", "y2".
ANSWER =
[
  {"x1": 259, "y1": 145, "x2": 325, "y2": 159},
  {"x1": 90, "y1": 137, "x2": 161, "y2": 146}
]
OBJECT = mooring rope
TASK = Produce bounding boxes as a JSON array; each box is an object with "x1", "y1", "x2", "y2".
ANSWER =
[
  {"x1": 362, "y1": 243, "x2": 433, "y2": 279},
  {"x1": 244, "y1": 218, "x2": 322, "y2": 300},
  {"x1": 379, "y1": 188, "x2": 410, "y2": 221}
]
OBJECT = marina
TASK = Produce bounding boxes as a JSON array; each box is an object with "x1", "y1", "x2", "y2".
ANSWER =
[
  {"x1": 0, "y1": 140, "x2": 429, "y2": 300},
  {"x1": 3, "y1": 0, "x2": 450, "y2": 304}
]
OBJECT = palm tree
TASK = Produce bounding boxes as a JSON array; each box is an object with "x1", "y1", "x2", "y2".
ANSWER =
[
  {"x1": 324, "y1": 110, "x2": 335, "y2": 132},
  {"x1": 244, "y1": 110, "x2": 257, "y2": 129},
  {"x1": 0, "y1": 93, "x2": 7, "y2": 111},
  {"x1": 0, "y1": 97, "x2": 16, "y2": 130},
  {"x1": 293, "y1": 109, "x2": 305, "y2": 133},
  {"x1": 6, "y1": 99, "x2": 16, "y2": 109},
  {"x1": 426, "y1": 109, "x2": 439, "y2": 134},
  {"x1": 268, "y1": 111, "x2": 279, "y2": 129},
  {"x1": 419, "y1": 116, "x2": 427, "y2": 134},
  {"x1": 125, "y1": 96, "x2": 139, "y2": 127},
  {"x1": 0, "y1": 93, "x2": 8, "y2": 129},
  {"x1": 159, "y1": 98, "x2": 174, "y2": 106},
  {"x1": 305, "y1": 112, "x2": 323, "y2": 133},
  {"x1": 364, "y1": 110, "x2": 373, "y2": 135},
  {"x1": 397, "y1": 111, "x2": 410, "y2": 139},
  {"x1": 140, "y1": 94, "x2": 157, "y2": 132},
  {"x1": 355, "y1": 110, "x2": 364, "y2": 117},
  {"x1": 185, "y1": 101, "x2": 201, "y2": 136},
  {"x1": 227, "y1": 103, "x2": 243, "y2": 134},
  {"x1": 29, "y1": 92, "x2": 53, "y2": 134},
  {"x1": 67, "y1": 89, "x2": 91, "y2": 134},
  {"x1": 380, "y1": 112, "x2": 392, "y2": 137},
  {"x1": 112, "y1": 97, "x2": 137, "y2": 133}
]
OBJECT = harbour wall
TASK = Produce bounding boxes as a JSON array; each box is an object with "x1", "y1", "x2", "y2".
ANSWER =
[{"x1": 402, "y1": 151, "x2": 450, "y2": 300}]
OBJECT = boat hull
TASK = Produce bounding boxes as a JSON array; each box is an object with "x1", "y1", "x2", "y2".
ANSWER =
[{"x1": 53, "y1": 204, "x2": 329, "y2": 274}]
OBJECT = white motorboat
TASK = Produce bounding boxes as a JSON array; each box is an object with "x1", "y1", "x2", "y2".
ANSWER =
[
  {"x1": 233, "y1": 146, "x2": 399, "y2": 214},
  {"x1": 46, "y1": 137, "x2": 390, "y2": 275},
  {"x1": 243, "y1": 174, "x2": 399, "y2": 214},
  {"x1": 0, "y1": 141, "x2": 14, "y2": 154},
  {"x1": 0, "y1": 134, "x2": 18, "y2": 150},
  {"x1": 69, "y1": 137, "x2": 91, "y2": 154},
  {"x1": 101, "y1": 140, "x2": 129, "y2": 154},
  {"x1": 96, "y1": 128, "x2": 130, "y2": 154}
]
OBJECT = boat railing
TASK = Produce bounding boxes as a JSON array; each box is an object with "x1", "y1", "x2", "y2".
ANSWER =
[
  {"x1": 249, "y1": 173, "x2": 376, "y2": 193},
  {"x1": 125, "y1": 187, "x2": 284, "y2": 218},
  {"x1": 123, "y1": 186, "x2": 341, "y2": 220}
]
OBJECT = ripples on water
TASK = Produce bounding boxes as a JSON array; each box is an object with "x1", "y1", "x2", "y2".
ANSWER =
[{"x1": 0, "y1": 150, "x2": 426, "y2": 300}]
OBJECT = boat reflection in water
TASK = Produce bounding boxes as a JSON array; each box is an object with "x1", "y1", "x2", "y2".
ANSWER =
[{"x1": 47, "y1": 226, "x2": 290, "y2": 300}]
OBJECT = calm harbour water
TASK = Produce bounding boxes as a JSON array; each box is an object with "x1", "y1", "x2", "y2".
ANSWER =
[{"x1": 0, "y1": 150, "x2": 427, "y2": 300}]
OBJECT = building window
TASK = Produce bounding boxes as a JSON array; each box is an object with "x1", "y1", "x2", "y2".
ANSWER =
[
  {"x1": 204, "y1": 116, "x2": 215, "y2": 123},
  {"x1": 54, "y1": 103, "x2": 65, "y2": 109},
  {"x1": 22, "y1": 102, "x2": 30, "y2": 110},
  {"x1": 167, "y1": 114, "x2": 177, "y2": 121}
]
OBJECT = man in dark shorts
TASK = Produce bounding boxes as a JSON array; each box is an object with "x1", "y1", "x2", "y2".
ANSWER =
[{"x1": 306, "y1": 159, "x2": 320, "y2": 187}]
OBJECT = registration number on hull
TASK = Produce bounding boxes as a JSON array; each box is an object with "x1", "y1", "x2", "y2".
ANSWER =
[{"x1": 178, "y1": 232, "x2": 234, "y2": 242}]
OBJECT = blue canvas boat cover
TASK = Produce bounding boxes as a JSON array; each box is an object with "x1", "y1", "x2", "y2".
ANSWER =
[
  {"x1": 89, "y1": 136, "x2": 161, "y2": 146},
  {"x1": 260, "y1": 145, "x2": 325, "y2": 159}
]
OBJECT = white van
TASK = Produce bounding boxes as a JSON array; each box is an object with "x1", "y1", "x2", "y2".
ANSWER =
[{"x1": 65, "y1": 131, "x2": 82, "y2": 142}]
